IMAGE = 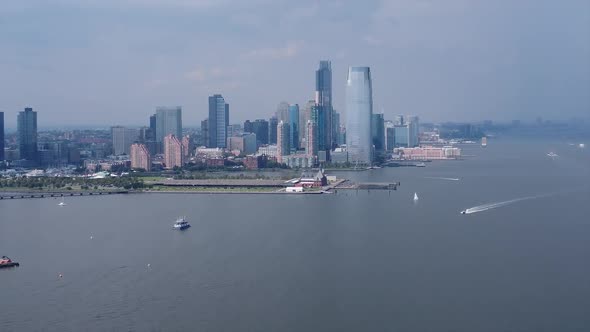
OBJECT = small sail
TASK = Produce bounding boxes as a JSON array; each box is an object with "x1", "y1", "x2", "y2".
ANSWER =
[{"x1": 413, "y1": 192, "x2": 419, "y2": 201}]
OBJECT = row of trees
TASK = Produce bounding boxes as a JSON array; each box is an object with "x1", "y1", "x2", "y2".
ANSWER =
[{"x1": 0, "y1": 176, "x2": 146, "y2": 190}]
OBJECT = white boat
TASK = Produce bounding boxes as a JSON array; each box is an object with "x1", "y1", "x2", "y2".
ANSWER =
[
  {"x1": 58, "y1": 197, "x2": 66, "y2": 206},
  {"x1": 481, "y1": 137, "x2": 487, "y2": 147},
  {"x1": 460, "y1": 210, "x2": 467, "y2": 215},
  {"x1": 413, "y1": 193, "x2": 419, "y2": 201},
  {"x1": 173, "y1": 217, "x2": 190, "y2": 230},
  {"x1": 547, "y1": 152, "x2": 558, "y2": 158}
]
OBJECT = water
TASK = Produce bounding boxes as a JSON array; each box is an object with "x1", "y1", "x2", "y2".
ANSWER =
[{"x1": 1, "y1": 138, "x2": 589, "y2": 331}]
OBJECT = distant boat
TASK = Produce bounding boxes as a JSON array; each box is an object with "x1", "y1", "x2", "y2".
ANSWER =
[
  {"x1": 580, "y1": 143, "x2": 586, "y2": 148},
  {"x1": 173, "y1": 217, "x2": 190, "y2": 230},
  {"x1": 481, "y1": 137, "x2": 487, "y2": 147},
  {"x1": 58, "y1": 197, "x2": 66, "y2": 206},
  {"x1": 416, "y1": 162, "x2": 426, "y2": 167},
  {"x1": 413, "y1": 192, "x2": 419, "y2": 201},
  {"x1": 547, "y1": 152, "x2": 558, "y2": 159}
]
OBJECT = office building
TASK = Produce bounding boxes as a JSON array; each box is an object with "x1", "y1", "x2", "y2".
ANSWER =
[
  {"x1": 200, "y1": 119, "x2": 209, "y2": 147},
  {"x1": 155, "y1": 106, "x2": 182, "y2": 145},
  {"x1": 372, "y1": 113, "x2": 385, "y2": 153},
  {"x1": 288, "y1": 104, "x2": 299, "y2": 150},
  {"x1": 17, "y1": 107, "x2": 38, "y2": 162},
  {"x1": 316, "y1": 60, "x2": 333, "y2": 151},
  {"x1": 244, "y1": 119, "x2": 269, "y2": 146},
  {"x1": 269, "y1": 117, "x2": 278, "y2": 144},
  {"x1": 385, "y1": 121, "x2": 395, "y2": 151},
  {"x1": 208, "y1": 94, "x2": 229, "y2": 148},
  {"x1": 332, "y1": 111, "x2": 341, "y2": 146},
  {"x1": 111, "y1": 126, "x2": 139, "y2": 155},
  {"x1": 0, "y1": 111, "x2": 4, "y2": 161},
  {"x1": 130, "y1": 143, "x2": 151, "y2": 171},
  {"x1": 345, "y1": 67, "x2": 373, "y2": 164},
  {"x1": 163, "y1": 134, "x2": 183, "y2": 169},
  {"x1": 277, "y1": 121, "x2": 290, "y2": 163}
]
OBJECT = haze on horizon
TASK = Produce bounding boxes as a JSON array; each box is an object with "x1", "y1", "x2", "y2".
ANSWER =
[{"x1": 1, "y1": 0, "x2": 589, "y2": 128}]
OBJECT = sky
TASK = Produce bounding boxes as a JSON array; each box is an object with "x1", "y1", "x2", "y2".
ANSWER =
[{"x1": 1, "y1": 0, "x2": 589, "y2": 128}]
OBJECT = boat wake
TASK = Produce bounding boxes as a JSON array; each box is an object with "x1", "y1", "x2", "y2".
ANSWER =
[
  {"x1": 463, "y1": 193, "x2": 553, "y2": 214},
  {"x1": 425, "y1": 176, "x2": 460, "y2": 181}
]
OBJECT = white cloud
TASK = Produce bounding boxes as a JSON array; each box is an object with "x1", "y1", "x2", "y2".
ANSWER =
[{"x1": 242, "y1": 41, "x2": 304, "y2": 60}]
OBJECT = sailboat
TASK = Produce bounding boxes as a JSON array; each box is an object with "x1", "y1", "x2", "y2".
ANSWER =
[
  {"x1": 58, "y1": 197, "x2": 66, "y2": 206},
  {"x1": 413, "y1": 192, "x2": 419, "y2": 201}
]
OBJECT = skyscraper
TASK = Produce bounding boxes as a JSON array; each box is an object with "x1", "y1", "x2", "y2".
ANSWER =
[
  {"x1": 269, "y1": 117, "x2": 278, "y2": 144},
  {"x1": 288, "y1": 104, "x2": 299, "y2": 151},
  {"x1": 17, "y1": 107, "x2": 38, "y2": 162},
  {"x1": 130, "y1": 143, "x2": 151, "y2": 171},
  {"x1": 371, "y1": 113, "x2": 385, "y2": 153},
  {"x1": 163, "y1": 134, "x2": 183, "y2": 169},
  {"x1": 0, "y1": 112, "x2": 4, "y2": 161},
  {"x1": 276, "y1": 121, "x2": 290, "y2": 163},
  {"x1": 244, "y1": 119, "x2": 269, "y2": 146},
  {"x1": 332, "y1": 111, "x2": 341, "y2": 146},
  {"x1": 306, "y1": 120, "x2": 318, "y2": 158},
  {"x1": 315, "y1": 60, "x2": 333, "y2": 151},
  {"x1": 208, "y1": 94, "x2": 229, "y2": 148},
  {"x1": 276, "y1": 101, "x2": 290, "y2": 123},
  {"x1": 200, "y1": 119, "x2": 209, "y2": 147},
  {"x1": 345, "y1": 67, "x2": 373, "y2": 164},
  {"x1": 111, "y1": 126, "x2": 139, "y2": 155},
  {"x1": 155, "y1": 106, "x2": 182, "y2": 145}
]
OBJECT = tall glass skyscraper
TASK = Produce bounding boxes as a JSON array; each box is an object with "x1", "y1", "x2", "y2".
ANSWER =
[
  {"x1": 155, "y1": 106, "x2": 182, "y2": 145},
  {"x1": 0, "y1": 111, "x2": 4, "y2": 161},
  {"x1": 315, "y1": 60, "x2": 332, "y2": 151},
  {"x1": 288, "y1": 104, "x2": 299, "y2": 150},
  {"x1": 345, "y1": 67, "x2": 373, "y2": 164},
  {"x1": 269, "y1": 117, "x2": 278, "y2": 144},
  {"x1": 208, "y1": 94, "x2": 229, "y2": 148},
  {"x1": 17, "y1": 107, "x2": 38, "y2": 162}
]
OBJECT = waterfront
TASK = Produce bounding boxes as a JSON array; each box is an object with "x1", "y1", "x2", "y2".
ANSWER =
[{"x1": 1, "y1": 138, "x2": 589, "y2": 331}]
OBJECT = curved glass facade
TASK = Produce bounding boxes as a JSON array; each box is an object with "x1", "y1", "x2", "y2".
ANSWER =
[{"x1": 345, "y1": 67, "x2": 373, "y2": 164}]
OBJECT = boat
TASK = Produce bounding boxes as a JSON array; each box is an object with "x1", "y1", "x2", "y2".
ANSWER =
[
  {"x1": 173, "y1": 217, "x2": 190, "y2": 230},
  {"x1": 0, "y1": 256, "x2": 19, "y2": 269},
  {"x1": 58, "y1": 197, "x2": 66, "y2": 206},
  {"x1": 481, "y1": 137, "x2": 487, "y2": 147},
  {"x1": 547, "y1": 152, "x2": 558, "y2": 159},
  {"x1": 460, "y1": 210, "x2": 467, "y2": 215},
  {"x1": 413, "y1": 192, "x2": 419, "y2": 201},
  {"x1": 416, "y1": 162, "x2": 426, "y2": 167}
]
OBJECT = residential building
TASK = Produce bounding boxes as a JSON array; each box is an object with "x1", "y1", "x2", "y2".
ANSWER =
[
  {"x1": 182, "y1": 135, "x2": 191, "y2": 159},
  {"x1": 17, "y1": 107, "x2": 38, "y2": 162},
  {"x1": 305, "y1": 120, "x2": 318, "y2": 157},
  {"x1": 200, "y1": 119, "x2": 209, "y2": 147},
  {"x1": 276, "y1": 101, "x2": 290, "y2": 123},
  {"x1": 208, "y1": 94, "x2": 229, "y2": 148},
  {"x1": 163, "y1": 134, "x2": 183, "y2": 169},
  {"x1": 288, "y1": 104, "x2": 300, "y2": 150},
  {"x1": 0, "y1": 111, "x2": 4, "y2": 161},
  {"x1": 345, "y1": 67, "x2": 373, "y2": 164},
  {"x1": 130, "y1": 143, "x2": 151, "y2": 171}
]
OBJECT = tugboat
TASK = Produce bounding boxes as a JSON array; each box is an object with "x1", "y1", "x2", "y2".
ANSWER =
[
  {"x1": 173, "y1": 217, "x2": 191, "y2": 230},
  {"x1": 0, "y1": 256, "x2": 20, "y2": 269}
]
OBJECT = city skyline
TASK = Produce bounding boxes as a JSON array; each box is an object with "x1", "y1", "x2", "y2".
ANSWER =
[{"x1": 1, "y1": 1, "x2": 588, "y2": 128}]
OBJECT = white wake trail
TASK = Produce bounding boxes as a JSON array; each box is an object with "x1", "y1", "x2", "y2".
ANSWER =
[
  {"x1": 424, "y1": 177, "x2": 460, "y2": 181},
  {"x1": 463, "y1": 193, "x2": 555, "y2": 214}
]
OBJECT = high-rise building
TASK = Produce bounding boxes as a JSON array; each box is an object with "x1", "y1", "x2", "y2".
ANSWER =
[
  {"x1": 245, "y1": 119, "x2": 269, "y2": 147},
  {"x1": 385, "y1": 121, "x2": 395, "y2": 151},
  {"x1": 288, "y1": 104, "x2": 299, "y2": 150},
  {"x1": 17, "y1": 107, "x2": 38, "y2": 162},
  {"x1": 0, "y1": 111, "x2": 4, "y2": 161},
  {"x1": 276, "y1": 101, "x2": 290, "y2": 123},
  {"x1": 155, "y1": 106, "x2": 182, "y2": 145},
  {"x1": 311, "y1": 105, "x2": 325, "y2": 151},
  {"x1": 345, "y1": 67, "x2": 373, "y2": 164},
  {"x1": 200, "y1": 119, "x2": 209, "y2": 147},
  {"x1": 371, "y1": 113, "x2": 385, "y2": 153},
  {"x1": 305, "y1": 120, "x2": 318, "y2": 158},
  {"x1": 182, "y1": 135, "x2": 191, "y2": 159},
  {"x1": 300, "y1": 100, "x2": 314, "y2": 146},
  {"x1": 130, "y1": 143, "x2": 151, "y2": 171},
  {"x1": 277, "y1": 121, "x2": 290, "y2": 163},
  {"x1": 163, "y1": 134, "x2": 183, "y2": 169},
  {"x1": 316, "y1": 60, "x2": 333, "y2": 151},
  {"x1": 332, "y1": 111, "x2": 341, "y2": 146},
  {"x1": 208, "y1": 94, "x2": 229, "y2": 148},
  {"x1": 406, "y1": 115, "x2": 420, "y2": 147},
  {"x1": 269, "y1": 117, "x2": 278, "y2": 144},
  {"x1": 111, "y1": 126, "x2": 139, "y2": 155},
  {"x1": 243, "y1": 120, "x2": 253, "y2": 133}
]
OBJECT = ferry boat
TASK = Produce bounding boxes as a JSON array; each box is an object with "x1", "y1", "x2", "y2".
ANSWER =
[
  {"x1": 173, "y1": 217, "x2": 190, "y2": 230},
  {"x1": 0, "y1": 256, "x2": 20, "y2": 268}
]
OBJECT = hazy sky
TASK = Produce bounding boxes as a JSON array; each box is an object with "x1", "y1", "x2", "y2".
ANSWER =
[{"x1": 1, "y1": 0, "x2": 589, "y2": 128}]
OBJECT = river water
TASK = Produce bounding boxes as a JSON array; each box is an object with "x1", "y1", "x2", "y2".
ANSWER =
[{"x1": 1, "y1": 138, "x2": 589, "y2": 331}]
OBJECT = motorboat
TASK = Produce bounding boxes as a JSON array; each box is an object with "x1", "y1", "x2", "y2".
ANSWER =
[
  {"x1": 413, "y1": 193, "x2": 419, "y2": 201},
  {"x1": 460, "y1": 210, "x2": 467, "y2": 215},
  {"x1": 0, "y1": 256, "x2": 19, "y2": 268},
  {"x1": 173, "y1": 217, "x2": 190, "y2": 230},
  {"x1": 58, "y1": 197, "x2": 66, "y2": 206},
  {"x1": 416, "y1": 162, "x2": 426, "y2": 167}
]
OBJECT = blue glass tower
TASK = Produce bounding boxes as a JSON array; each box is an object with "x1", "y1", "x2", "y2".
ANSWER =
[
  {"x1": 288, "y1": 104, "x2": 299, "y2": 150},
  {"x1": 345, "y1": 67, "x2": 373, "y2": 164}
]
